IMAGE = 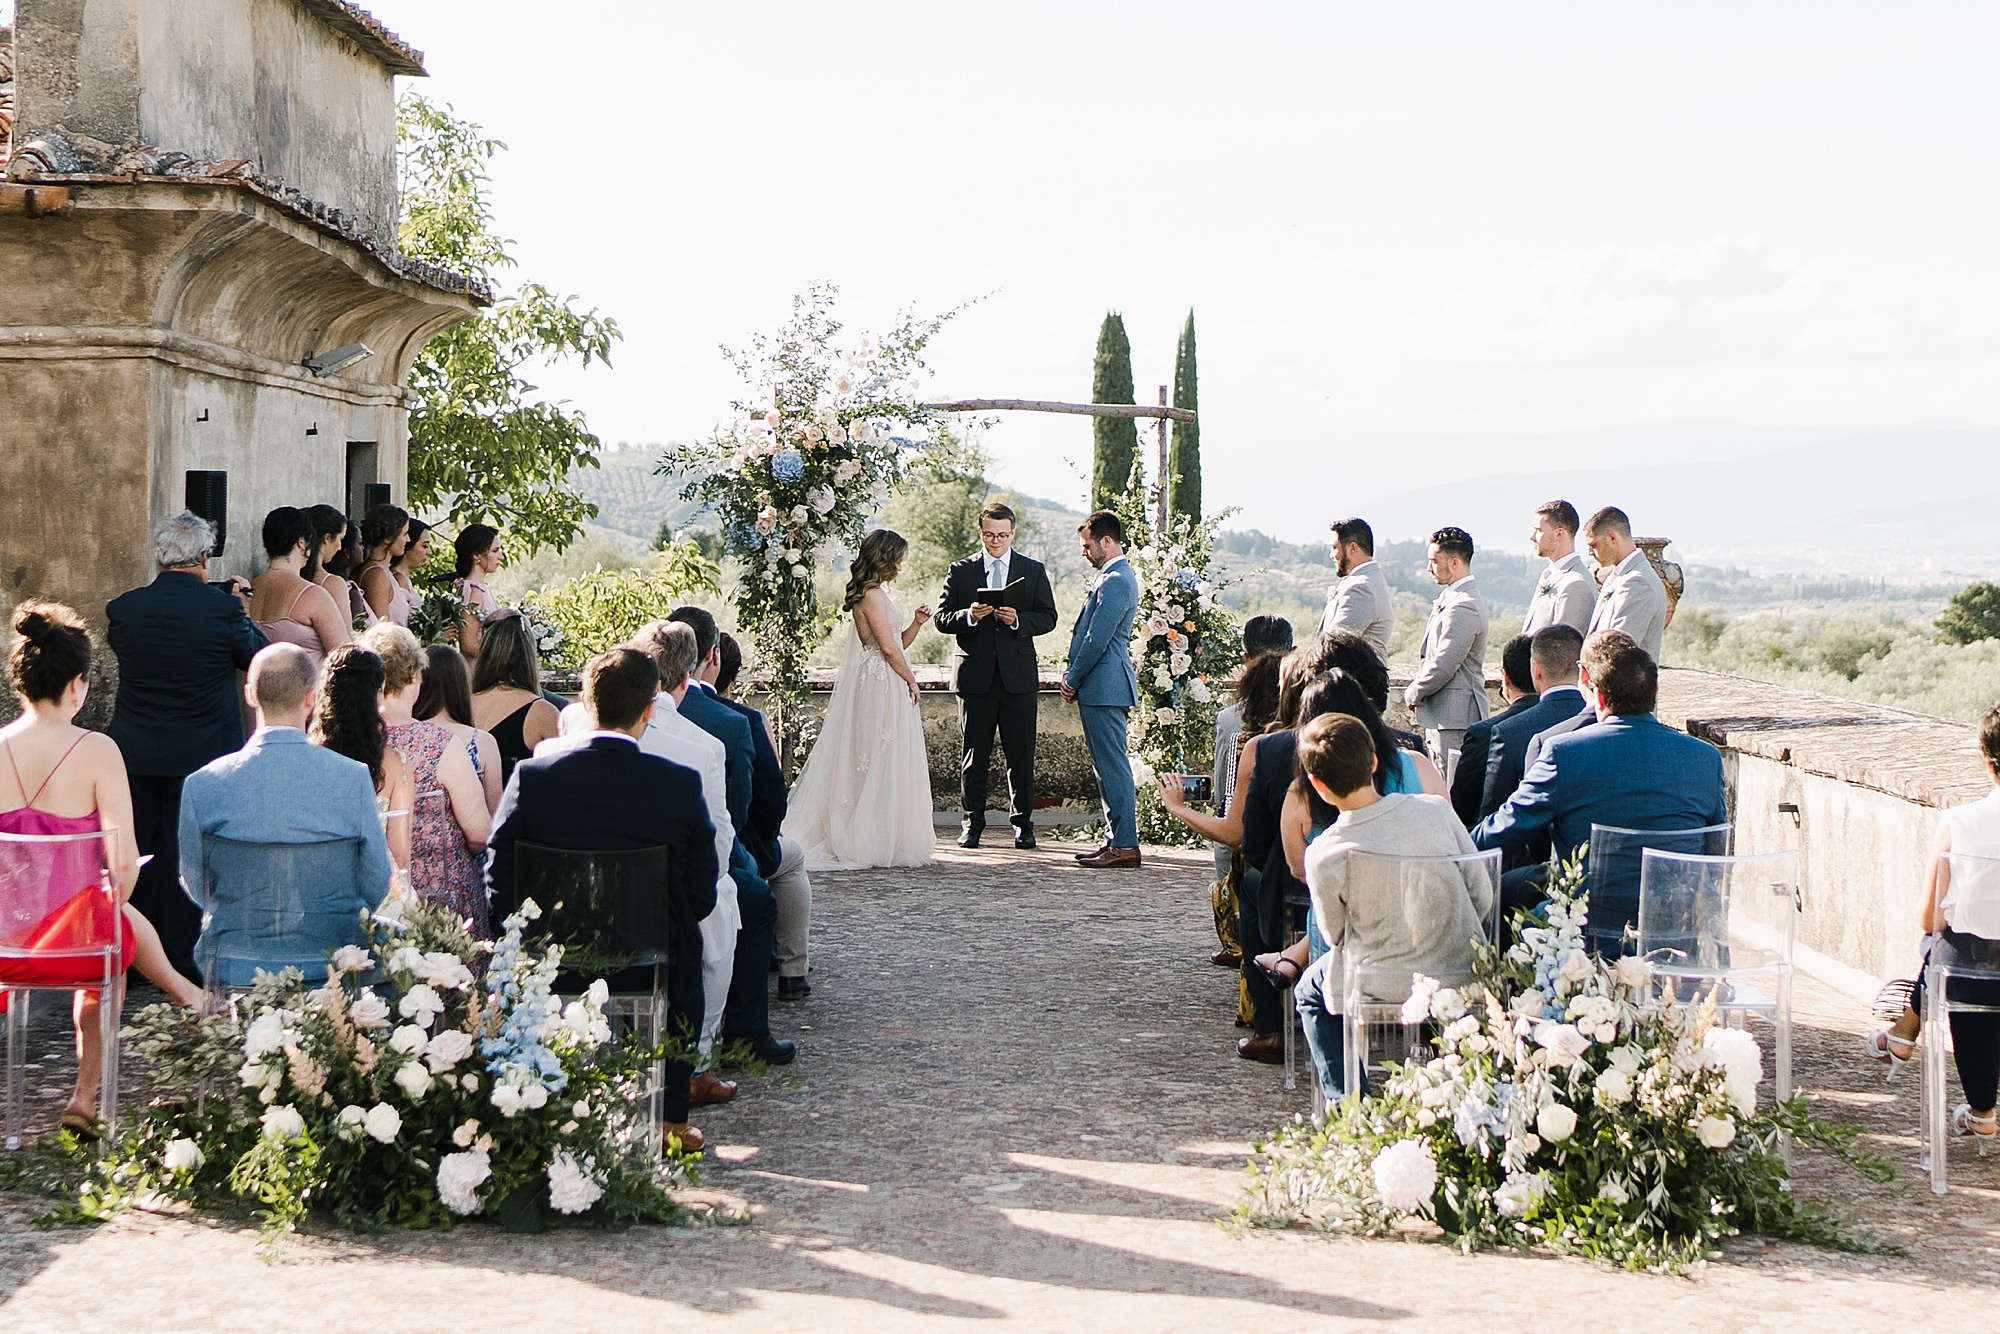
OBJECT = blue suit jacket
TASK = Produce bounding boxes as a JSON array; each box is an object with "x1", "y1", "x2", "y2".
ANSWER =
[
  {"x1": 107, "y1": 572, "x2": 267, "y2": 777},
  {"x1": 1472, "y1": 713, "x2": 1727, "y2": 944},
  {"x1": 717, "y1": 694, "x2": 786, "y2": 877},
  {"x1": 676, "y1": 683, "x2": 755, "y2": 835},
  {"x1": 1449, "y1": 693, "x2": 1539, "y2": 827},
  {"x1": 1065, "y1": 558, "x2": 1139, "y2": 707}
]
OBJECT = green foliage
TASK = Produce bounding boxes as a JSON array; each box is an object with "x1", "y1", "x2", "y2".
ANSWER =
[
  {"x1": 877, "y1": 425, "x2": 992, "y2": 606},
  {"x1": 651, "y1": 518, "x2": 675, "y2": 552},
  {"x1": 407, "y1": 587, "x2": 469, "y2": 647},
  {"x1": 1090, "y1": 314, "x2": 1139, "y2": 510},
  {"x1": 1936, "y1": 581, "x2": 2000, "y2": 646},
  {"x1": 1168, "y1": 310, "x2": 1200, "y2": 524},
  {"x1": 397, "y1": 94, "x2": 620, "y2": 557},
  {"x1": 522, "y1": 544, "x2": 722, "y2": 668}
]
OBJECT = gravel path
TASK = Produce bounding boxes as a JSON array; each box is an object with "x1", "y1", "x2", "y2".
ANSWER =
[{"x1": 1, "y1": 839, "x2": 1996, "y2": 1331}]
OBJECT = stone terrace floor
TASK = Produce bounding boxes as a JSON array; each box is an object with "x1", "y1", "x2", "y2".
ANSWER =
[{"x1": 2, "y1": 841, "x2": 1998, "y2": 1331}]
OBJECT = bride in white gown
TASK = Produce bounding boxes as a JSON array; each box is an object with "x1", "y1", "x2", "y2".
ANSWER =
[{"x1": 784, "y1": 529, "x2": 939, "y2": 870}]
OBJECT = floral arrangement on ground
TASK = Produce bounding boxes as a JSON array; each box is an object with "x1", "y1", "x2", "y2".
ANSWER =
[
  {"x1": 1108, "y1": 482, "x2": 1239, "y2": 848},
  {"x1": 1230, "y1": 859, "x2": 1896, "y2": 1271},
  {"x1": 10, "y1": 901, "x2": 697, "y2": 1243},
  {"x1": 663, "y1": 282, "x2": 963, "y2": 773}
]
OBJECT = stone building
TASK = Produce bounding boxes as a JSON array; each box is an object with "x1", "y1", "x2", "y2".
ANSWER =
[{"x1": 0, "y1": 0, "x2": 485, "y2": 644}]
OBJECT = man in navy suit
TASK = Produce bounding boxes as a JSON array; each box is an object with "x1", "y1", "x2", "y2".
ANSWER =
[
  {"x1": 1449, "y1": 633, "x2": 1538, "y2": 827},
  {"x1": 1063, "y1": 511, "x2": 1142, "y2": 869},
  {"x1": 1473, "y1": 633, "x2": 1726, "y2": 953},
  {"x1": 487, "y1": 648, "x2": 719, "y2": 1147},
  {"x1": 670, "y1": 606, "x2": 791, "y2": 1065},
  {"x1": 1475, "y1": 626, "x2": 1594, "y2": 858},
  {"x1": 107, "y1": 511, "x2": 268, "y2": 978},
  {"x1": 714, "y1": 632, "x2": 814, "y2": 1000}
]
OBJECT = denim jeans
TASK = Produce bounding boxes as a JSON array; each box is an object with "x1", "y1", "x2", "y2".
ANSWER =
[{"x1": 1295, "y1": 953, "x2": 1366, "y2": 1102}]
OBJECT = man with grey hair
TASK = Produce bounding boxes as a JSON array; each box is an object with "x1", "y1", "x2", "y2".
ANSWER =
[
  {"x1": 1583, "y1": 506, "x2": 1668, "y2": 661},
  {"x1": 108, "y1": 511, "x2": 268, "y2": 979}
]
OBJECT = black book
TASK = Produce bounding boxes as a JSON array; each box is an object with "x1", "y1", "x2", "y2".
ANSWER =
[{"x1": 973, "y1": 577, "x2": 1029, "y2": 609}]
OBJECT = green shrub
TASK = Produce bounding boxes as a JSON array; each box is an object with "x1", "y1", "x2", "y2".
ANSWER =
[
  {"x1": 524, "y1": 542, "x2": 720, "y2": 667},
  {"x1": 1936, "y1": 581, "x2": 2000, "y2": 646}
]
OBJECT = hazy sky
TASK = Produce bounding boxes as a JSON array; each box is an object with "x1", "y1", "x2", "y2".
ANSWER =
[{"x1": 354, "y1": 2, "x2": 1996, "y2": 541}]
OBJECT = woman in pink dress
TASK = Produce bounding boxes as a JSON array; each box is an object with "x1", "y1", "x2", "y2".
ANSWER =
[
  {"x1": 357, "y1": 503, "x2": 416, "y2": 627},
  {"x1": 248, "y1": 507, "x2": 350, "y2": 664},
  {"x1": 450, "y1": 524, "x2": 505, "y2": 661},
  {"x1": 1, "y1": 602, "x2": 203, "y2": 1135}
]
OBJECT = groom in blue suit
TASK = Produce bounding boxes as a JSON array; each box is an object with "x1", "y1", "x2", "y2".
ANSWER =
[{"x1": 1063, "y1": 510, "x2": 1143, "y2": 869}]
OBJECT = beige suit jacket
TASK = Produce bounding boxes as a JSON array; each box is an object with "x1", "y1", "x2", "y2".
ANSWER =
[
  {"x1": 1587, "y1": 549, "x2": 1667, "y2": 661},
  {"x1": 1403, "y1": 576, "x2": 1490, "y2": 731},
  {"x1": 1523, "y1": 552, "x2": 1596, "y2": 636},
  {"x1": 1320, "y1": 559, "x2": 1394, "y2": 661}
]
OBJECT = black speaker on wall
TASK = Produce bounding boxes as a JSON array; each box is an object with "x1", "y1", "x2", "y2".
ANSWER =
[
  {"x1": 362, "y1": 482, "x2": 392, "y2": 513},
  {"x1": 184, "y1": 470, "x2": 228, "y2": 557}
]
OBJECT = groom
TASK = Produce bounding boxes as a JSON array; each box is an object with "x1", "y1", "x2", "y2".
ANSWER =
[
  {"x1": 1064, "y1": 510, "x2": 1142, "y2": 869},
  {"x1": 934, "y1": 502, "x2": 1061, "y2": 849}
]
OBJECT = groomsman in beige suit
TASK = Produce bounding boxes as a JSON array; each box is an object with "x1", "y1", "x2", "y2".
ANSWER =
[
  {"x1": 1583, "y1": 506, "x2": 1668, "y2": 661},
  {"x1": 1523, "y1": 500, "x2": 1595, "y2": 636},
  {"x1": 1402, "y1": 526, "x2": 1489, "y2": 770},
  {"x1": 1319, "y1": 516, "x2": 1394, "y2": 662}
]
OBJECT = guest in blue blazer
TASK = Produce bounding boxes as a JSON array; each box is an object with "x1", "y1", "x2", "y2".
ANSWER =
[
  {"x1": 1063, "y1": 510, "x2": 1142, "y2": 869},
  {"x1": 1467, "y1": 625, "x2": 1596, "y2": 868},
  {"x1": 1472, "y1": 632, "x2": 1726, "y2": 953}
]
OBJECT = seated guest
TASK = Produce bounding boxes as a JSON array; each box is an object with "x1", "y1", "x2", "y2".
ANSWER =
[
  {"x1": 709, "y1": 630, "x2": 814, "y2": 1002},
  {"x1": 548, "y1": 621, "x2": 740, "y2": 1108},
  {"x1": 106, "y1": 511, "x2": 268, "y2": 979},
  {"x1": 488, "y1": 648, "x2": 718, "y2": 1150},
  {"x1": 179, "y1": 644, "x2": 394, "y2": 985},
  {"x1": 248, "y1": 506, "x2": 350, "y2": 665},
  {"x1": 309, "y1": 645, "x2": 415, "y2": 870},
  {"x1": 357, "y1": 504, "x2": 415, "y2": 627},
  {"x1": 669, "y1": 606, "x2": 791, "y2": 1065},
  {"x1": 362, "y1": 626, "x2": 492, "y2": 936},
  {"x1": 2, "y1": 602, "x2": 204, "y2": 1135},
  {"x1": 414, "y1": 644, "x2": 502, "y2": 812},
  {"x1": 1865, "y1": 705, "x2": 2000, "y2": 1145},
  {"x1": 1296, "y1": 713, "x2": 1492, "y2": 1101},
  {"x1": 1204, "y1": 636, "x2": 1289, "y2": 973},
  {"x1": 1477, "y1": 625, "x2": 1592, "y2": 849},
  {"x1": 469, "y1": 614, "x2": 560, "y2": 783},
  {"x1": 1449, "y1": 633, "x2": 1537, "y2": 828},
  {"x1": 1472, "y1": 633, "x2": 1725, "y2": 953}
]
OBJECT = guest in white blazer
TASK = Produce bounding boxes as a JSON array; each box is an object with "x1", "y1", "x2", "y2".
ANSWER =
[
  {"x1": 1402, "y1": 526, "x2": 1490, "y2": 771},
  {"x1": 1319, "y1": 517, "x2": 1394, "y2": 663},
  {"x1": 1523, "y1": 500, "x2": 1595, "y2": 636},
  {"x1": 1583, "y1": 506, "x2": 1668, "y2": 661}
]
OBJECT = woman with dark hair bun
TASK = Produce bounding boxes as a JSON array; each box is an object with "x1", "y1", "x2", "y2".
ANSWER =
[
  {"x1": 309, "y1": 644, "x2": 413, "y2": 869},
  {"x1": 357, "y1": 503, "x2": 414, "y2": 626},
  {"x1": 450, "y1": 524, "x2": 503, "y2": 660},
  {"x1": 247, "y1": 507, "x2": 349, "y2": 664},
  {"x1": 1, "y1": 601, "x2": 204, "y2": 1135},
  {"x1": 390, "y1": 517, "x2": 435, "y2": 603},
  {"x1": 306, "y1": 504, "x2": 357, "y2": 614}
]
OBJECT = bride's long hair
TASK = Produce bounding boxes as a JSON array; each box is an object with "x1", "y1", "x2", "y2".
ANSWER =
[{"x1": 843, "y1": 529, "x2": 908, "y2": 612}]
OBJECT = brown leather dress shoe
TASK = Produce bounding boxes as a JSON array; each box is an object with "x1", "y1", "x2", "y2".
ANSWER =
[
  {"x1": 689, "y1": 1071, "x2": 738, "y2": 1106},
  {"x1": 1236, "y1": 1032, "x2": 1284, "y2": 1064},
  {"x1": 662, "y1": 1121, "x2": 706, "y2": 1152},
  {"x1": 1076, "y1": 846, "x2": 1141, "y2": 869},
  {"x1": 1074, "y1": 842, "x2": 1111, "y2": 862}
]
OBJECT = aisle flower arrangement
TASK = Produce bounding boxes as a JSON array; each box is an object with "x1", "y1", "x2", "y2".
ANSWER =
[
  {"x1": 61, "y1": 901, "x2": 688, "y2": 1241},
  {"x1": 1108, "y1": 483, "x2": 1239, "y2": 846},
  {"x1": 664, "y1": 283, "x2": 960, "y2": 772},
  {"x1": 1232, "y1": 861, "x2": 1892, "y2": 1270}
]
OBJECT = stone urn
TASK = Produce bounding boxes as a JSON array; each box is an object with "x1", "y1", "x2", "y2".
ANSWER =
[{"x1": 1590, "y1": 538, "x2": 1686, "y2": 628}]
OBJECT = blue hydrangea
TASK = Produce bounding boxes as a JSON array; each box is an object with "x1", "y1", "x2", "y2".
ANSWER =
[
  {"x1": 1175, "y1": 568, "x2": 1200, "y2": 590},
  {"x1": 769, "y1": 448, "x2": 805, "y2": 482}
]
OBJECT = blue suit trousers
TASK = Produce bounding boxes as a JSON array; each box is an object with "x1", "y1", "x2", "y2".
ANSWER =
[{"x1": 1080, "y1": 703, "x2": 1137, "y2": 848}]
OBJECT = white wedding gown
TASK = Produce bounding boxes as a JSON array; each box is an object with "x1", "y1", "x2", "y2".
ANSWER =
[{"x1": 783, "y1": 600, "x2": 937, "y2": 871}]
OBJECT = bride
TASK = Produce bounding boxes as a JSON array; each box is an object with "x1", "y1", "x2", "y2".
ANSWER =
[{"x1": 784, "y1": 529, "x2": 938, "y2": 870}]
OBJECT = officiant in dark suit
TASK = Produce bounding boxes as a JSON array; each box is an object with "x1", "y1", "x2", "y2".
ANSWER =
[{"x1": 933, "y1": 503, "x2": 1060, "y2": 849}]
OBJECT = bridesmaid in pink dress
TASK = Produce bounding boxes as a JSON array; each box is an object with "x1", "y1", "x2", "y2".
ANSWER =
[
  {"x1": 358, "y1": 502, "x2": 416, "y2": 627},
  {"x1": 248, "y1": 507, "x2": 350, "y2": 664},
  {"x1": 1, "y1": 602, "x2": 204, "y2": 1135}
]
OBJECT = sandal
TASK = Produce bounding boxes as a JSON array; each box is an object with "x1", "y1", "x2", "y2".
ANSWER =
[
  {"x1": 1863, "y1": 1029, "x2": 1915, "y2": 1082},
  {"x1": 1253, "y1": 952, "x2": 1303, "y2": 988},
  {"x1": 1951, "y1": 1105, "x2": 1998, "y2": 1156},
  {"x1": 57, "y1": 1110, "x2": 103, "y2": 1141}
]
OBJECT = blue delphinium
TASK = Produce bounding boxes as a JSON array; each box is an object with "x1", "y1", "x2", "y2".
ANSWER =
[{"x1": 769, "y1": 448, "x2": 805, "y2": 482}]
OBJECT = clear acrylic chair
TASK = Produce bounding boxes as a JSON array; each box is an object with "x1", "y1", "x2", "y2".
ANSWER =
[
  {"x1": 1585, "y1": 822, "x2": 1731, "y2": 956},
  {"x1": 1636, "y1": 847, "x2": 1799, "y2": 1112},
  {"x1": 1921, "y1": 852, "x2": 2000, "y2": 1195},
  {"x1": 0, "y1": 827, "x2": 124, "y2": 1150},
  {"x1": 1337, "y1": 848, "x2": 1502, "y2": 1107},
  {"x1": 193, "y1": 834, "x2": 372, "y2": 1002},
  {"x1": 509, "y1": 842, "x2": 675, "y2": 1140}
]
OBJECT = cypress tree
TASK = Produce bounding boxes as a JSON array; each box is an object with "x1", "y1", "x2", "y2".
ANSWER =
[
  {"x1": 1091, "y1": 313, "x2": 1139, "y2": 509},
  {"x1": 1168, "y1": 309, "x2": 1200, "y2": 523}
]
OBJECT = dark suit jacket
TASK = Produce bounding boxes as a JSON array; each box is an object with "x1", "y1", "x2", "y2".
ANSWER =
[
  {"x1": 934, "y1": 552, "x2": 1059, "y2": 695},
  {"x1": 717, "y1": 694, "x2": 786, "y2": 877},
  {"x1": 1240, "y1": 730, "x2": 1305, "y2": 944},
  {"x1": 487, "y1": 735, "x2": 718, "y2": 985},
  {"x1": 1450, "y1": 693, "x2": 1539, "y2": 827},
  {"x1": 1483, "y1": 686, "x2": 1596, "y2": 834},
  {"x1": 676, "y1": 683, "x2": 754, "y2": 835},
  {"x1": 106, "y1": 571, "x2": 268, "y2": 777}
]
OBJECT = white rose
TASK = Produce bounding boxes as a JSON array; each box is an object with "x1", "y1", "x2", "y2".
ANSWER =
[
  {"x1": 1493, "y1": 1171, "x2": 1549, "y2": 1218},
  {"x1": 331, "y1": 945, "x2": 373, "y2": 974},
  {"x1": 398, "y1": 984, "x2": 444, "y2": 1028},
  {"x1": 824, "y1": 421, "x2": 848, "y2": 446},
  {"x1": 572, "y1": 1100, "x2": 591, "y2": 1120},
  {"x1": 1701, "y1": 1027, "x2": 1763, "y2": 1116},
  {"x1": 1558, "y1": 949, "x2": 1593, "y2": 985},
  {"x1": 336, "y1": 1104, "x2": 367, "y2": 1139},
  {"x1": 394, "y1": 1061, "x2": 434, "y2": 1100},
  {"x1": 162, "y1": 1138, "x2": 204, "y2": 1173},
  {"x1": 1169, "y1": 653, "x2": 1192, "y2": 675},
  {"x1": 547, "y1": 1150, "x2": 605, "y2": 1215},
  {"x1": 1537, "y1": 1103, "x2": 1578, "y2": 1143},
  {"x1": 791, "y1": 564, "x2": 809, "y2": 579},
  {"x1": 436, "y1": 1148, "x2": 492, "y2": 1215},
  {"x1": 452, "y1": 1118, "x2": 481, "y2": 1148},
  {"x1": 363, "y1": 1103, "x2": 402, "y2": 1144},
  {"x1": 242, "y1": 1012, "x2": 287, "y2": 1059},
  {"x1": 1155, "y1": 707, "x2": 1177, "y2": 725},
  {"x1": 1594, "y1": 1068, "x2": 1633, "y2": 1106},
  {"x1": 1153, "y1": 668, "x2": 1173, "y2": 690},
  {"x1": 260, "y1": 1105, "x2": 305, "y2": 1141},
  {"x1": 419, "y1": 951, "x2": 475, "y2": 991},
  {"x1": 491, "y1": 1083, "x2": 526, "y2": 1118},
  {"x1": 388, "y1": 1024, "x2": 428, "y2": 1056},
  {"x1": 425, "y1": 1029, "x2": 475, "y2": 1072},
  {"x1": 1697, "y1": 1115, "x2": 1737, "y2": 1149},
  {"x1": 849, "y1": 419, "x2": 874, "y2": 444},
  {"x1": 349, "y1": 989, "x2": 391, "y2": 1029},
  {"x1": 461, "y1": 1073, "x2": 480, "y2": 1091},
  {"x1": 833, "y1": 371, "x2": 855, "y2": 395},
  {"x1": 522, "y1": 1083, "x2": 549, "y2": 1110},
  {"x1": 1370, "y1": 1139, "x2": 1437, "y2": 1213},
  {"x1": 1187, "y1": 679, "x2": 1212, "y2": 704},
  {"x1": 1598, "y1": 1177, "x2": 1631, "y2": 1205},
  {"x1": 1611, "y1": 954, "x2": 1652, "y2": 990},
  {"x1": 1533, "y1": 1021, "x2": 1591, "y2": 1067},
  {"x1": 791, "y1": 505, "x2": 810, "y2": 525}
]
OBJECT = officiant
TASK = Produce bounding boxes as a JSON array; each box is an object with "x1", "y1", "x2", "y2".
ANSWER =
[{"x1": 934, "y1": 503, "x2": 1061, "y2": 849}]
